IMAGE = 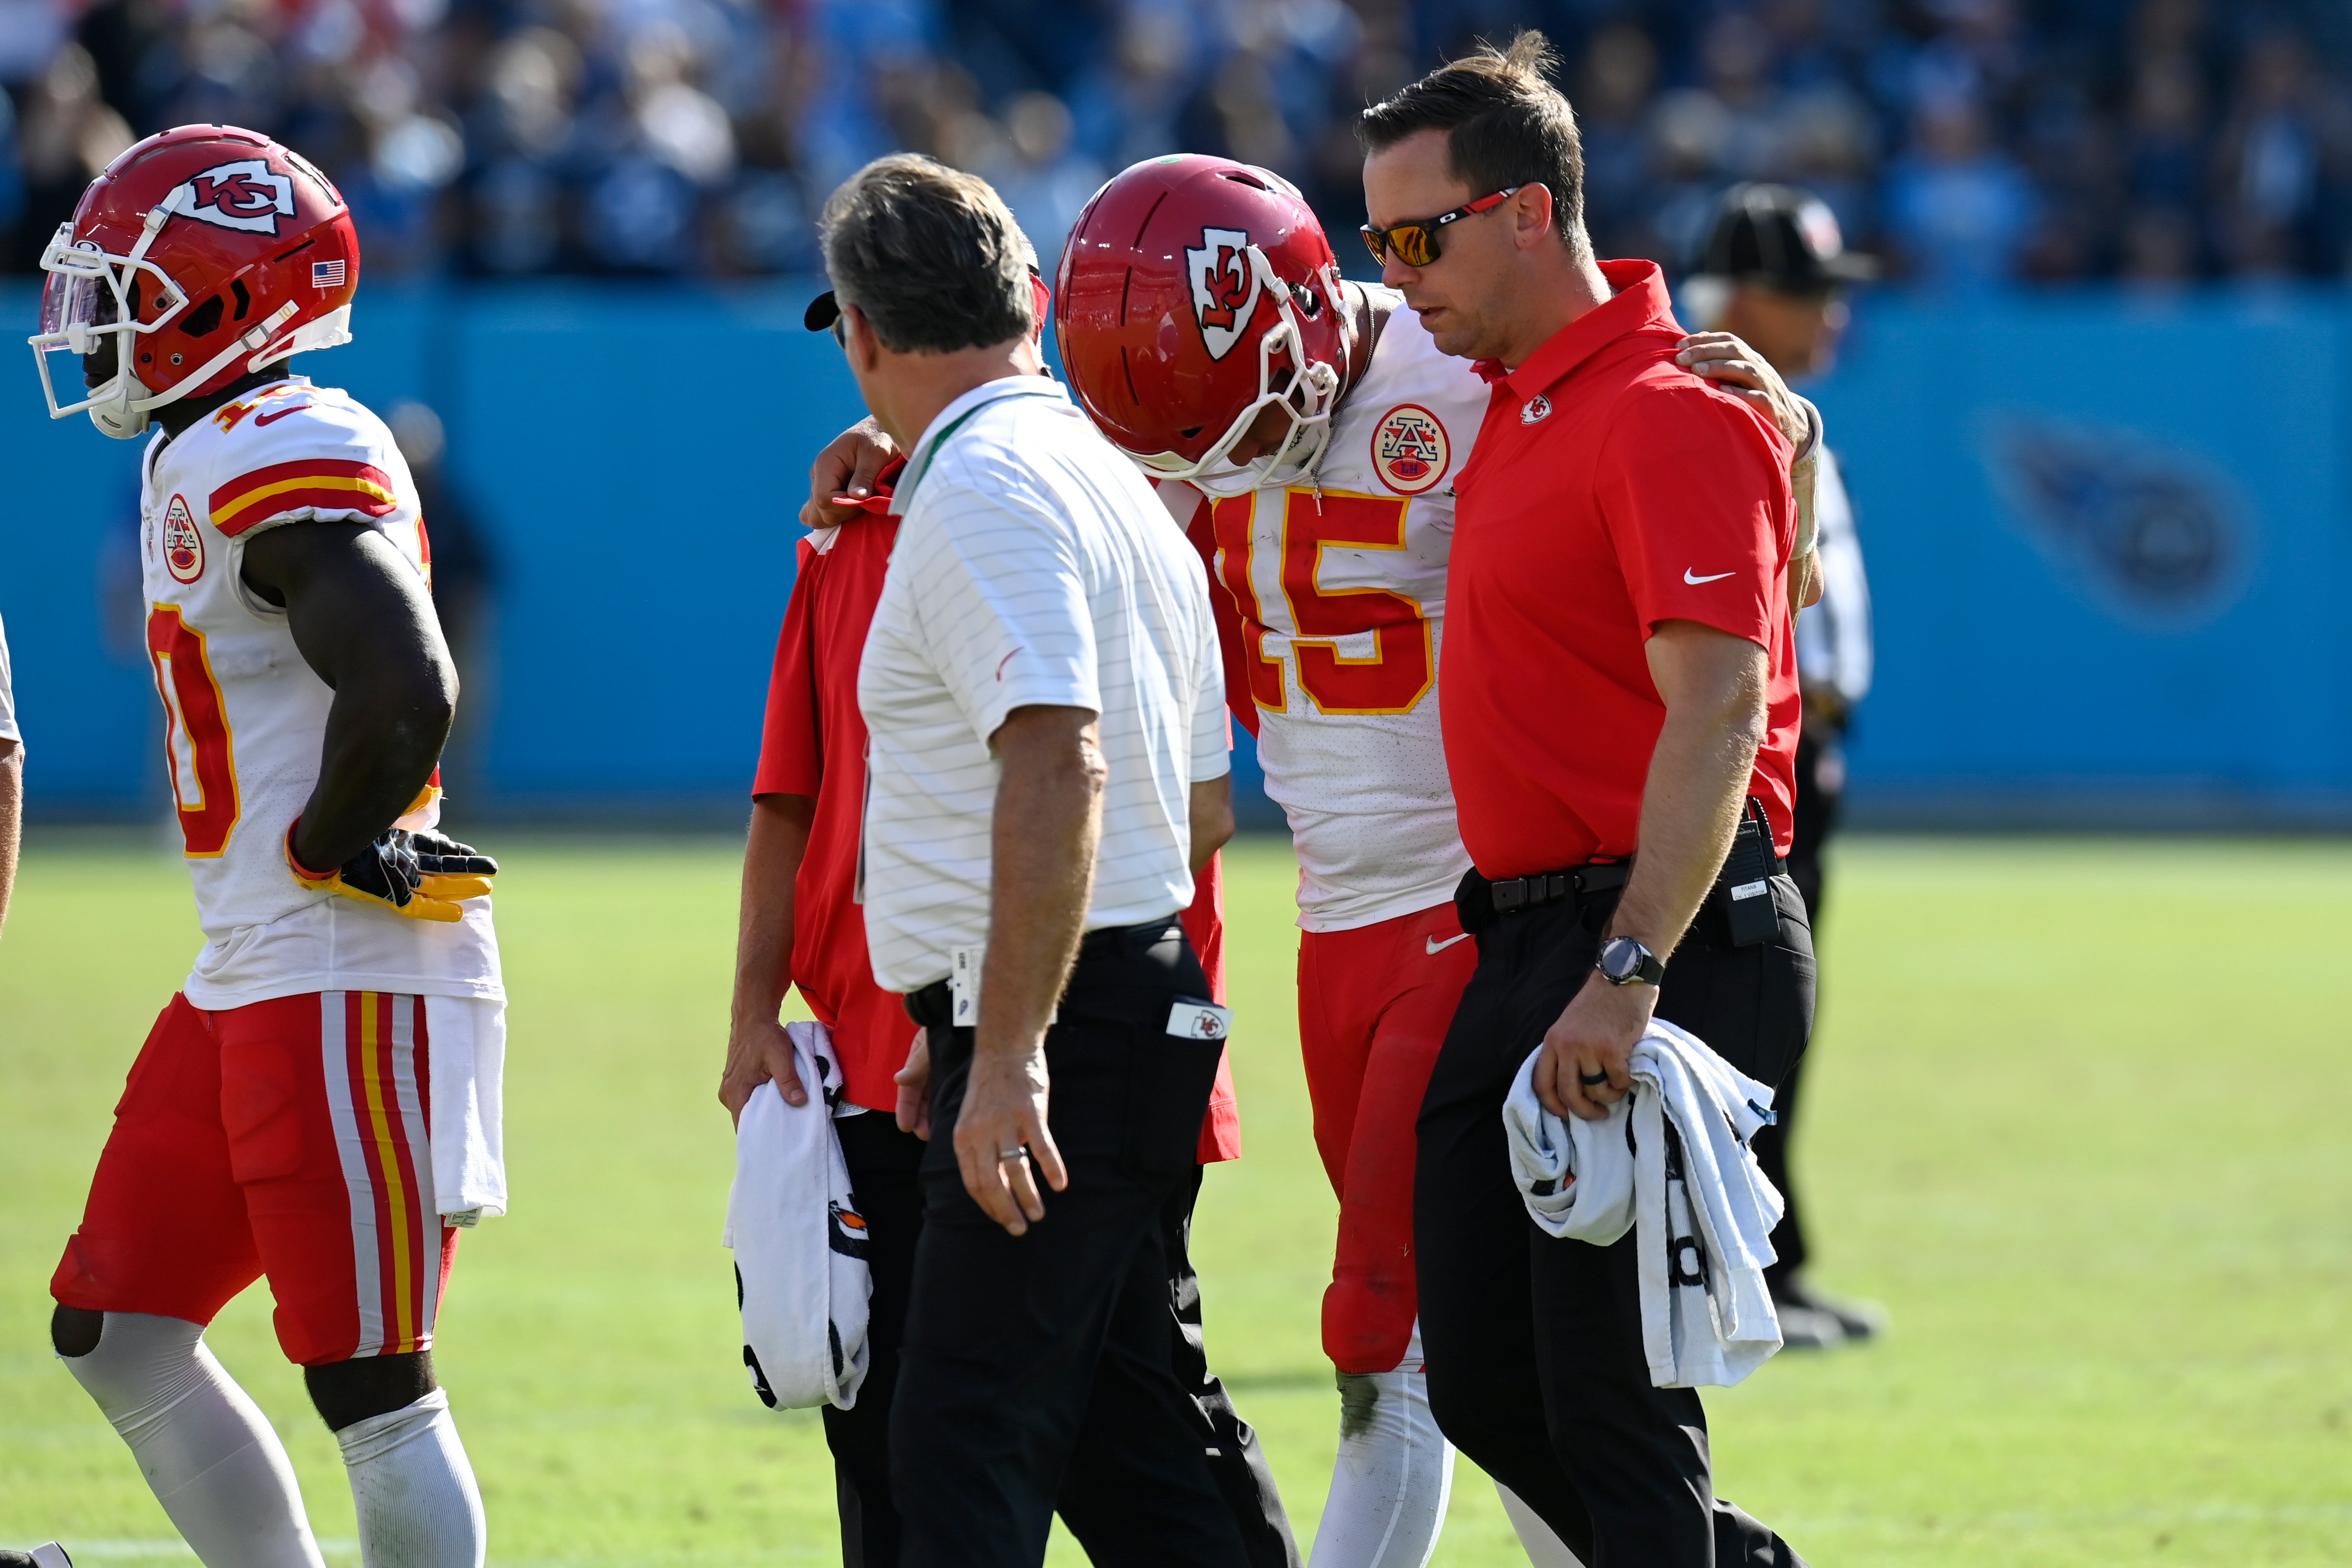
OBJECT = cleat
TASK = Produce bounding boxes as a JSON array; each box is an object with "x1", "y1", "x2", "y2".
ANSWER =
[
  {"x1": 2, "y1": 1546, "x2": 75, "y2": 1568},
  {"x1": 1772, "y1": 1274, "x2": 1887, "y2": 1346},
  {"x1": 1772, "y1": 1302, "x2": 1847, "y2": 1351}
]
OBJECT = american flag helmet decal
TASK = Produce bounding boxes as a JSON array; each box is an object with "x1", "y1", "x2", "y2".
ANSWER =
[{"x1": 312, "y1": 258, "x2": 346, "y2": 289}]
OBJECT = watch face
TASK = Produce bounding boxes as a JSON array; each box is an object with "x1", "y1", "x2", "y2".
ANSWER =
[{"x1": 1601, "y1": 938, "x2": 1637, "y2": 981}]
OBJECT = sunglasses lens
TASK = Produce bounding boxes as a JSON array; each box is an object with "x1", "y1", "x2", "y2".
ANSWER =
[
  {"x1": 1360, "y1": 228, "x2": 1387, "y2": 265},
  {"x1": 1395, "y1": 226, "x2": 1435, "y2": 267}
]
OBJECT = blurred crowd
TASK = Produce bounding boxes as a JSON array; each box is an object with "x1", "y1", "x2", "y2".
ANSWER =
[{"x1": 1, "y1": 0, "x2": 2349, "y2": 287}]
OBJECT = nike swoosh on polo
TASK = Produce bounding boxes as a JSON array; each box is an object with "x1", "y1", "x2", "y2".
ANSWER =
[
  {"x1": 253, "y1": 404, "x2": 314, "y2": 426},
  {"x1": 1426, "y1": 932, "x2": 1471, "y2": 955},
  {"x1": 1684, "y1": 568, "x2": 1736, "y2": 585}
]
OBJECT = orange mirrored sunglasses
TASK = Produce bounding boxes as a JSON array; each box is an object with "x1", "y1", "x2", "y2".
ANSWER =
[{"x1": 1360, "y1": 186, "x2": 1522, "y2": 267}]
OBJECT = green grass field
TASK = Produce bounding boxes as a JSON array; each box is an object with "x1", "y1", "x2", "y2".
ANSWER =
[{"x1": 4, "y1": 832, "x2": 2350, "y2": 1567}]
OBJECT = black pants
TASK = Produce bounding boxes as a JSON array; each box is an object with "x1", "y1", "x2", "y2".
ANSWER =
[
  {"x1": 1762, "y1": 721, "x2": 1843, "y2": 1285},
  {"x1": 890, "y1": 921, "x2": 1263, "y2": 1568},
  {"x1": 825, "y1": 1119, "x2": 1297, "y2": 1568},
  {"x1": 1415, "y1": 876, "x2": 1815, "y2": 1568}
]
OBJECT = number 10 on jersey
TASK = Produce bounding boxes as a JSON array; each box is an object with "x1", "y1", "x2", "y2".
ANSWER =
[{"x1": 147, "y1": 605, "x2": 242, "y2": 857}]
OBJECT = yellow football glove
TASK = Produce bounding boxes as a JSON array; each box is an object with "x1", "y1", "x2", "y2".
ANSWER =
[{"x1": 287, "y1": 825, "x2": 497, "y2": 922}]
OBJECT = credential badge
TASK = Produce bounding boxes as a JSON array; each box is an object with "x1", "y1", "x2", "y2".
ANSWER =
[
  {"x1": 163, "y1": 494, "x2": 204, "y2": 583},
  {"x1": 1372, "y1": 403, "x2": 1450, "y2": 495}
]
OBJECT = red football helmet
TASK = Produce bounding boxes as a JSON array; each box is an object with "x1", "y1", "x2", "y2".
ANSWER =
[
  {"x1": 1056, "y1": 154, "x2": 1347, "y2": 492},
  {"x1": 30, "y1": 124, "x2": 360, "y2": 439}
]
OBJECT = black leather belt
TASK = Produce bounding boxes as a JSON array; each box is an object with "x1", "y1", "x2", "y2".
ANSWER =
[
  {"x1": 902, "y1": 918, "x2": 1183, "y2": 1029},
  {"x1": 1485, "y1": 859, "x2": 1631, "y2": 914}
]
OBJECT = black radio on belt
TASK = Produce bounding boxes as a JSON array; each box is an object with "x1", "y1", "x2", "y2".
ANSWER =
[{"x1": 1714, "y1": 797, "x2": 1781, "y2": 949}]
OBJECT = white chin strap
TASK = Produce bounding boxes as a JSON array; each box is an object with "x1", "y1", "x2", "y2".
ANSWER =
[{"x1": 1140, "y1": 246, "x2": 1342, "y2": 496}]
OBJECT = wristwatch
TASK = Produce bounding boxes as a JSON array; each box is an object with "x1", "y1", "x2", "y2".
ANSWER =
[{"x1": 1596, "y1": 935, "x2": 1665, "y2": 987}]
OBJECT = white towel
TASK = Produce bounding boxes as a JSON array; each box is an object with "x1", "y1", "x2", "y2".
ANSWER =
[
  {"x1": 424, "y1": 996, "x2": 506, "y2": 1222},
  {"x1": 1502, "y1": 1019, "x2": 1786, "y2": 1388},
  {"x1": 723, "y1": 1021, "x2": 872, "y2": 1411}
]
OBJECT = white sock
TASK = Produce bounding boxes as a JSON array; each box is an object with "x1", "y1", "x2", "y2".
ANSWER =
[
  {"x1": 1307, "y1": 1326, "x2": 1456, "y2": 1568},
  {"x1": 60, "y1": 1312, "x2": 326, "y2": 1568},
  {"x1": 1495, "y1": 1483, "x2": 1587, "y2": 1568},
  {"x1": 336, "y1": 1389, "x2": 486, "y2": 1568}
]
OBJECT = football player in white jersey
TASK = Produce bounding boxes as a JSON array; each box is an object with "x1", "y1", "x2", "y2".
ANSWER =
[
  {"x1": 802, "y1": 155, "x2": 1813, "y2": 1568},
  {"x1": 27, "y1": 126, "x2": 503, "y2": 1568}
]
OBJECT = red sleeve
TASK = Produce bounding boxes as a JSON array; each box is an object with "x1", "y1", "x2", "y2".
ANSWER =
[
  {"x1": 1596, "y1": 381, "x2": 1792, "y2": 650},
  {"x1": 751, "y1": 537, "x2": 825, "y2": 799},
  {"x1": 1182, "y1": 496, "x2": 1262, "y2": 738}
]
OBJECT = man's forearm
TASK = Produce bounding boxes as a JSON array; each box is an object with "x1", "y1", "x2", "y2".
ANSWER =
[
  {"x1": 1608, "y1": 710, "x2": 1757, "y2": 958},
  {"x1": 295, "y1": 683, "x2": 451, "y2": 867},
  {"x1": 979, "y1": 712, "x2": 1104, "y2": 1058},
  {"x1": 0, "y1": 742, "x2": 20, "y2": 939},
  {"x1": 1188, "y1": 775, "x2": 1234, "y2": 876},
  {"x1": 1611, "y1": 627, "x2": 1770, "y2": 960},
  {"x1": 733, "y1": 795, "x2": 812, "y2": 1027}
]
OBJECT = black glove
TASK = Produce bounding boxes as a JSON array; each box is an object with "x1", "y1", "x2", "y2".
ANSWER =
[{"x1": 289, "y1": 825, "x2": 497, "y2": 922}]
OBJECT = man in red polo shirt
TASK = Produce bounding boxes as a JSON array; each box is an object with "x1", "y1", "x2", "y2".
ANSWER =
[
  {"x1": 1359, "y1": 33, "x2": 1815, "y2": 1568},
  {"x1": 717, "y1": 275, "x2": 1293, "y2": 1568}
]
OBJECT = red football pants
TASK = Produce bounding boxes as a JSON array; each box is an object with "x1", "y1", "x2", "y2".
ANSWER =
[
  {"x1": 52, "y1": 991, "x2": 458, "y2": 1367},
  {"x1": 1298, "y1": 901, "x2": 1477, "y2": 1373}
]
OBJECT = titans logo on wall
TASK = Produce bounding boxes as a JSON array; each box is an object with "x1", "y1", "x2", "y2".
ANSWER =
[{"x1": 1985, "y1": 416, "x2": 2252, "y2": 628}]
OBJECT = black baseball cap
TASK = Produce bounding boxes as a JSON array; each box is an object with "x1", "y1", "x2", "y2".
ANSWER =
[
  {"x1": 805, "y1": 263, "x2": 1050, "y2": 334},
  {"x1": 1696, "y1": 184, "x2": 1878, "y2": 292}
]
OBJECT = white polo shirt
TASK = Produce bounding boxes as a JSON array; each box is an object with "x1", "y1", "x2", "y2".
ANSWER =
[
  {"x1": 856, "y1": 376, "x2": 1229, "y2": 995},
  {"x1": 0, "y1": 611, "x2": 19, "y2": 750}
]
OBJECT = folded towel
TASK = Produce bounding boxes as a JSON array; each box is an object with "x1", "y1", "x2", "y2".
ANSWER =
[
  {"x1": 724, "y1": 1021, "x2": 872, "y2": 1410},
  {"x1": 1503, "y1": 1019, "x2": 1785, "y2": 1388}
]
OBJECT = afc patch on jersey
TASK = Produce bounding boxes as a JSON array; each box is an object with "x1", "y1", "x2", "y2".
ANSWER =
[
  {"x1": 163, "y1": 494, "x2": 205, "y2": 583},
  {"x1": 1372, "y1": 404, "x2": 1450, "y2": 495},
  {"x1": 1186, "y1": 226, "x2": 1260, "y2": 361}
]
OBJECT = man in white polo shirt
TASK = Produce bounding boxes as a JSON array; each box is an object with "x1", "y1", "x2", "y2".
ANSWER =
[{"x1": 819, "y1": 153, "x2": 1248, "y2": 1568}]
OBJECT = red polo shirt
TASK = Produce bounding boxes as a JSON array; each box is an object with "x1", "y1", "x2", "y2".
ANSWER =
[
  {"x1": 754, "y1": 510, "x2": 1241, "y2": 1157},
  {"x1": 1443, "y1": 259, "x2": 1801, "y2": 877}
]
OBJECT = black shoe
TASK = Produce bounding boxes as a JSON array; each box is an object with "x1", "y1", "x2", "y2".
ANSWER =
[
  {"x1": 1773, "y1": 1274, "x2": 1886, "y2": 1344},
  {"x1": 1, "y1": 1545, "x2": 74, "y2": 1568}
]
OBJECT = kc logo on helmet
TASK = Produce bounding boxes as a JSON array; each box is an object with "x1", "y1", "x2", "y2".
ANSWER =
[
  {"x1": 164, "y1": 160, "x2": 296, "y2": 236},
  {"x1": 1185, "y1": 227, "x2": 1262, "y2": 363}
]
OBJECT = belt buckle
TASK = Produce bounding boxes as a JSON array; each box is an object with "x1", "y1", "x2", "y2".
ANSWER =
[{"x1": 1492, "y1": 879, "x2": 1526, "y2": 913}]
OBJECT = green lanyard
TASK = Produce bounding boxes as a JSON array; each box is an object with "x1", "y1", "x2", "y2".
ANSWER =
[{"x1": 897, "y1": 393, "x2": 1026, "y2": 507}]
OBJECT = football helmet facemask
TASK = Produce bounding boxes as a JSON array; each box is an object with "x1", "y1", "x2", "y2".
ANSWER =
[{"x1": 30, "y1": 124, "x2": 359, "y2": 440}]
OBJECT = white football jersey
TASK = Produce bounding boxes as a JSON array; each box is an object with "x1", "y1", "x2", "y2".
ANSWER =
[
  {"x1": 1174, "y1": 292, "x2": 1489, "y2": 931},
  {"x1": 138, "y1": 375, "x2": 501, "y2": 1010}
]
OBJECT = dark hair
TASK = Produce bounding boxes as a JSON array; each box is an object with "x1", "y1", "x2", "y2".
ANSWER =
[
  {"x1": 819, "y1": 154, "x2": 1034, "y2": 354},
  {"x1": 1357, "y1": 30, "x2": 1588, "y2": 256}
]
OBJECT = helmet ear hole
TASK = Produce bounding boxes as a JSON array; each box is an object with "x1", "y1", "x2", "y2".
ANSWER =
[
  {"x1": 184, "y1": 295, "x2": 225, "y2": 337},
  {"x1": 230, "y1": 279, "x2": 251, "y2": 321}
]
